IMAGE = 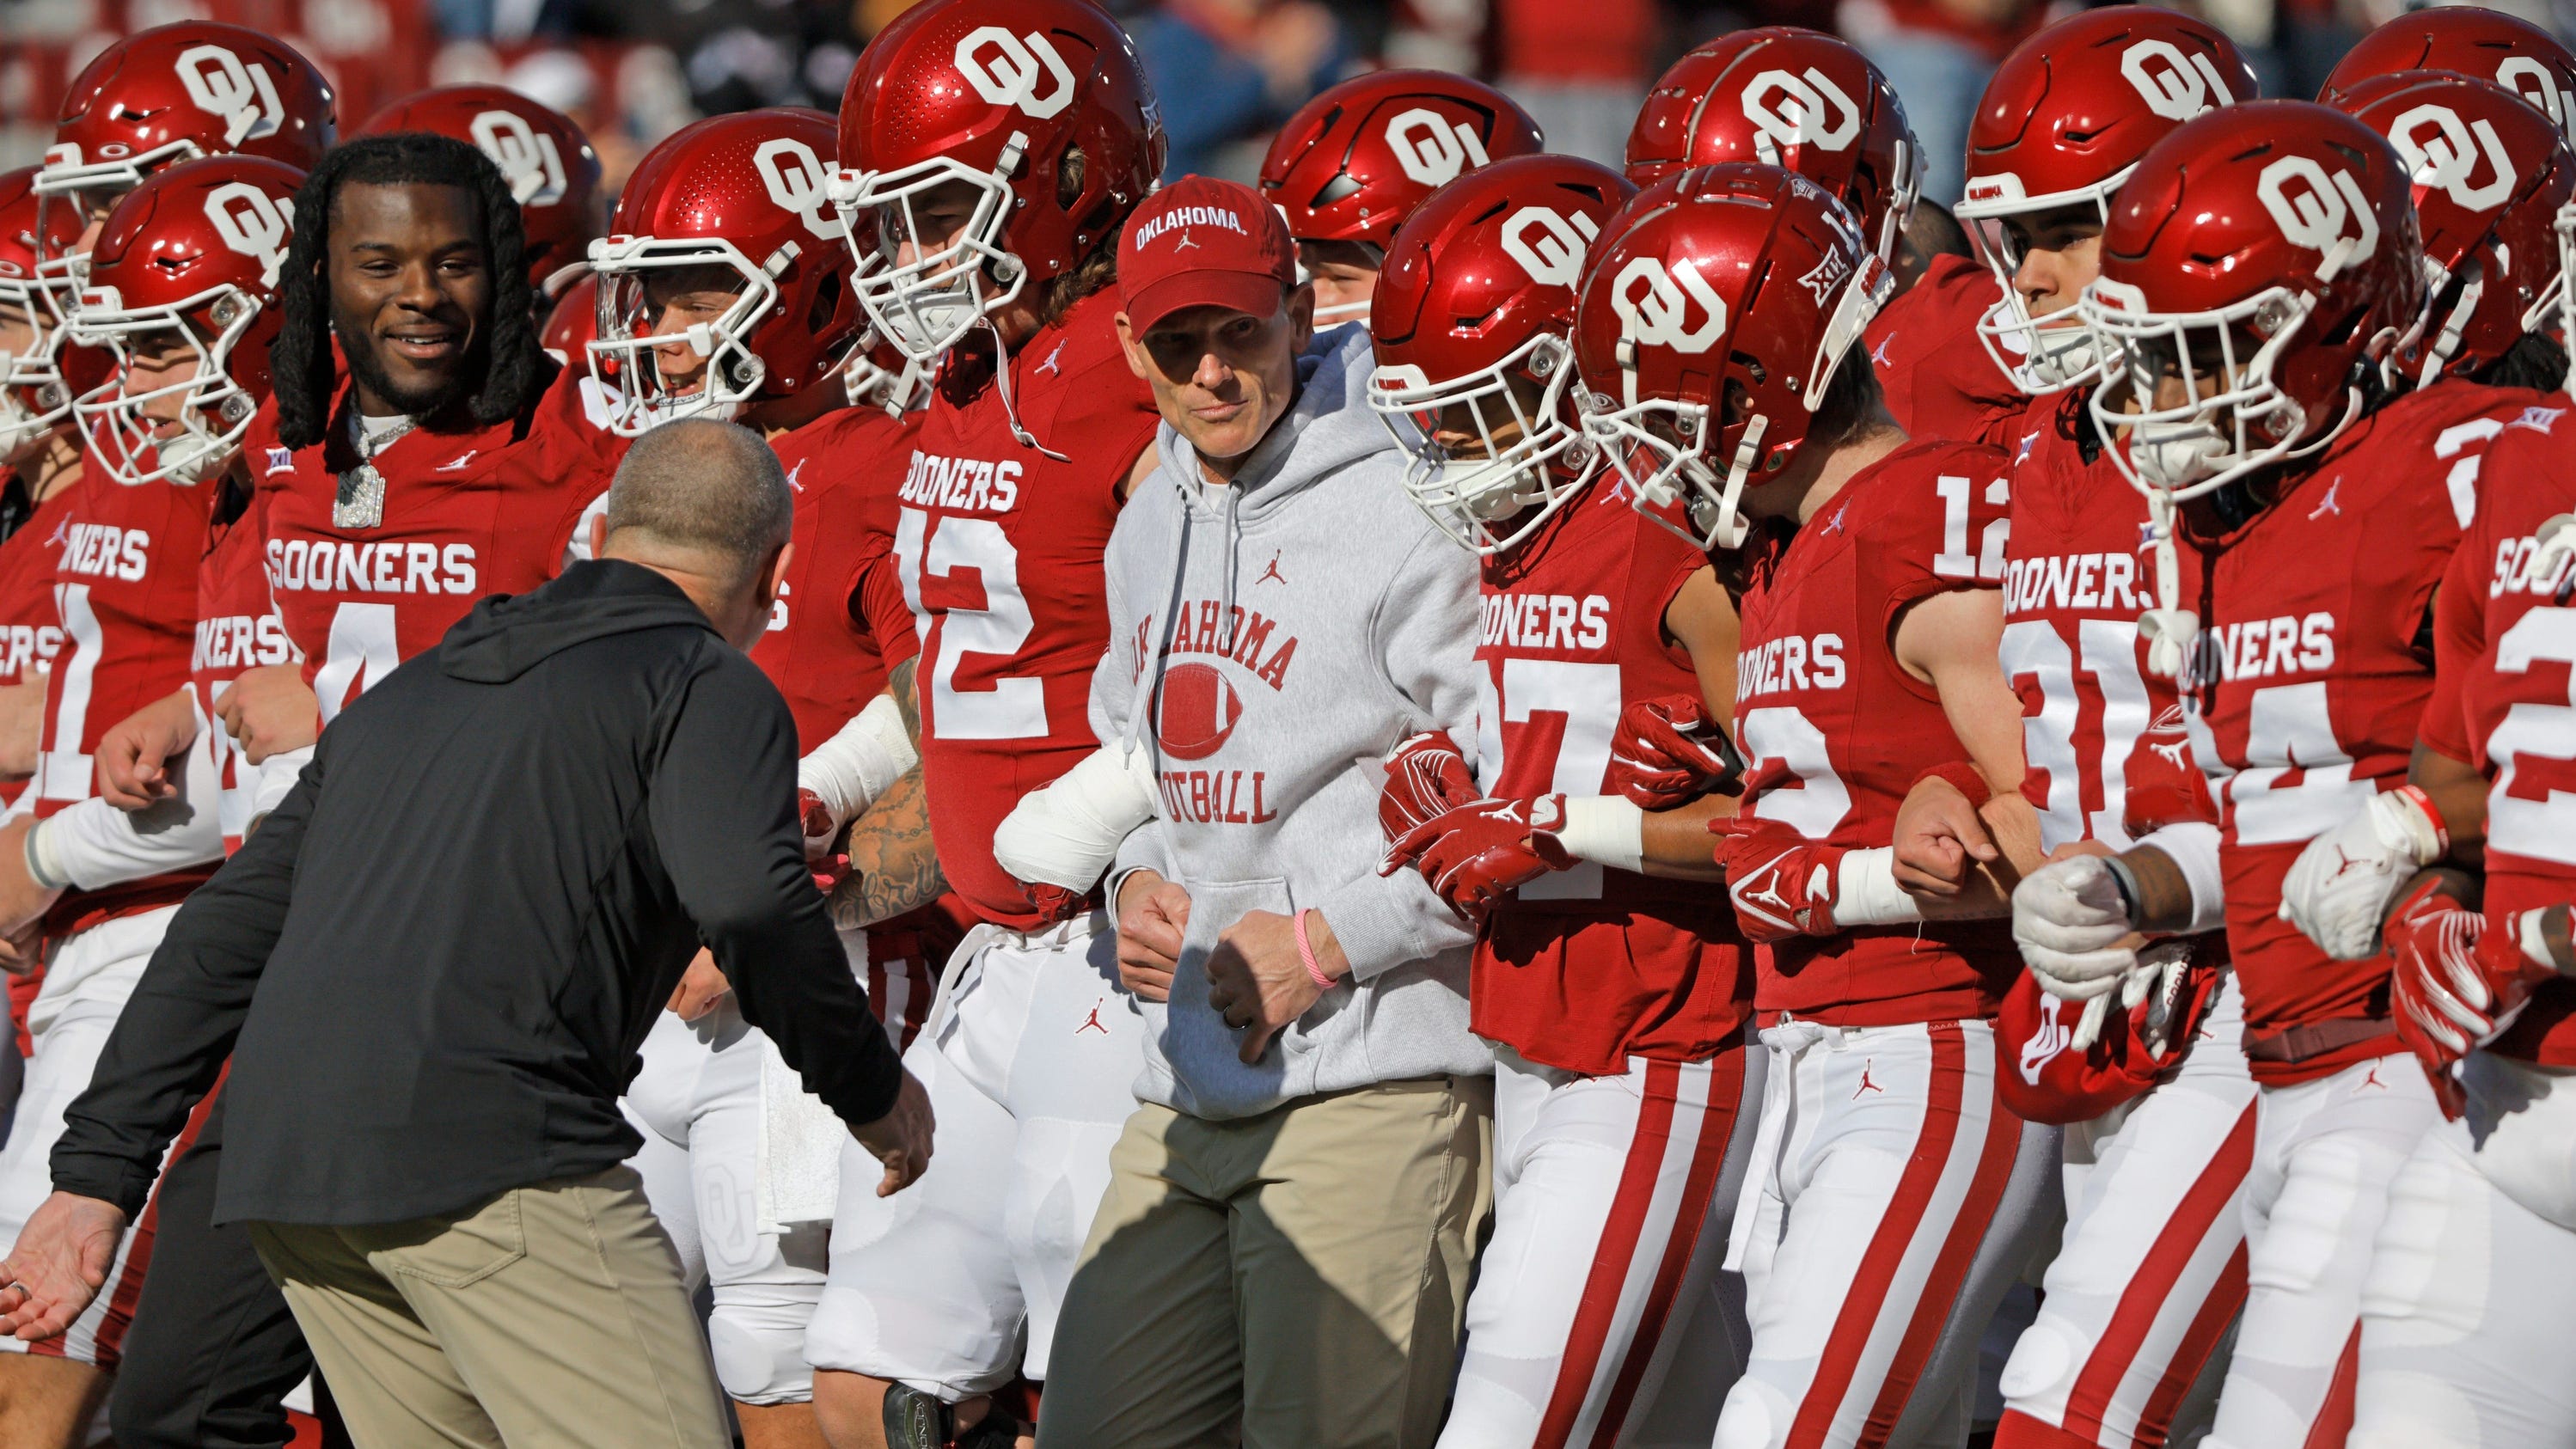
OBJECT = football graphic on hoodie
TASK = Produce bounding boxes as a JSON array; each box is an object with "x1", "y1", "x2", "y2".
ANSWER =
[{"x1": 1156, "y1": 661, "x2": 1245, "y2": 761}]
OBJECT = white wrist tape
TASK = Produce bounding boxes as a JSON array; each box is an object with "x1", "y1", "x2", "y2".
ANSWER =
[
  {"x1": 992, "y1": 744, "x2": 1163, "y2": 891},
  {"x1": 2521, "y1": 908, "x2": 2567, "y2": 975},
  {"x1": 1550, "y1": 796, "x2": 1646, "y2": 874},
  {"x1": 2133, "y1": 821, "x2": 2226, "y2": 936},
  {"x1": 1833, "y1": 847, "x2": 1924, "y2": 926},
  {"x1": 798, "y1": 694, "x2": 917, "y2": 830},
  {"x1": 23, "y1": 816, "x2": 72, "y2": 892}
]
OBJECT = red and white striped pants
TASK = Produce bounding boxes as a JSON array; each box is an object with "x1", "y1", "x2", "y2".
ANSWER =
[
  {"x1": 1438, "y1": 1040, "x2": 1762, "y2": 1449},
  {"x1": 1717, "y1": 1018, "x2": 2028, "y2": 1449},
  {"x1": 1996, "y1": 975, "x2": 2256, "y2": 1449}
]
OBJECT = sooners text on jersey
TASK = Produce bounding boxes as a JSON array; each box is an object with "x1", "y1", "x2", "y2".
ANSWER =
[{"x1": 192, "y1": 486, "x2": 296, "y2": 853}]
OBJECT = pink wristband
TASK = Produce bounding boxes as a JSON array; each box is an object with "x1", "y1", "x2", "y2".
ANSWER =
[{"x1": 1294, "y1": 908, "x2": 1336, "y2": 990}]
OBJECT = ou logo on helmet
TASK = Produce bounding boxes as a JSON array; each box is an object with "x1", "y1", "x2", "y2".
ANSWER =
[
  {"x1": 1386, "y1": 109, "x2": 1494, "y2": 187},
  {"x1": 2256, "y1": 155, "x2": 2378, "y2": 281},
  {"x1": 1611, "y1": 255, "x2": 1729, "y2": 353},
  {"x1": 470, "y1": 112, "x2": 569, "y2": 208},
  {"x1": 175, "y1": 45, "x2": 285, "y2": 149},
  {"x1": 2496, "y1": 57, "x2": 2573, "y2": 135},
  {"x1": 1502, "y1": 206, "x2": 1599, "y2": 287},
  {"x1": 205, "y1": 182, "x2": 291, "y2": 287},
  {"x1": 756, "y1": 139, "x2": 847, "y2": 243},
  {"x1": 2388, "y1": 103, "x2": 2518, "y2": 213},
  {"x1": 956, "y1": 27, "x2": 1076, "y2": 120},
  {"x1": 2120, "y1": 40, "x2": 2236, "y2": 123},
  {"x1": 1740, "y1": 69, "x2": 1861, "y2": 160}
]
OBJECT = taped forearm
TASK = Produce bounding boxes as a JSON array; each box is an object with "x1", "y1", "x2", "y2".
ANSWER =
[
  {"x1": 1549, "y1": 796, "x2": 1645, "y2": 874},
  {"x1": 2126, "y1": 822, "x2": 2224, "y2": 935},
  {"x1": 993, "y1": 743, "x2": 1161, "y2": 891},
  {"x1": 1835, "y1": 847, "x2": 1929, "y2": 925},
  {"x1": 28, "y1": 745, "x2": 223, "y2": 890},
  {"x1": 799, "y1": 694, "x2": 919, "y2": 833}
]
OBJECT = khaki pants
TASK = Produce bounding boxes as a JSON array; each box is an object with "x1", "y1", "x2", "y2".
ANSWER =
[
  {"x1": 248, "y1": 1166, "x2": 727, "y2": 1449},
  {"x1": 1038, "y1": 1076, "x2": 1494, "y2": 1449}
]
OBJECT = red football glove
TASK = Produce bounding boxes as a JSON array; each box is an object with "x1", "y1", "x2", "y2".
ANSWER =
[
  {"x1": 1711, "y1": 815, "x2": 1845, "y2": 944},
  {"x1": 1608, "y1": 694, "x2": 1744, "y2": 809},
  {"x1": 2121, "y1": 703, "x2": 2218, "y2": 837},
  {"x1": 798, "y1": 787, "x2": 842, "y2": 865},
  {"x1": 1022, "y1": 882, "x2": 1091, "y2": 926},
  {"x1": 1380, "y1": 795, "x2": 1574, "y2": 920},
  {"x1": 1380, "y1": 731, "x2": 1478, "y2": 847},
  {"x1": 2388, "y1": 882, "x2": 2558, "y2": 1118}
]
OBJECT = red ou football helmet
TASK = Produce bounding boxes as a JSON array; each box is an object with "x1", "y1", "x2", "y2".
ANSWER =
[
  {"x1": 835, "y1": 0, "x2": 1166, "y2": 362},
  {"x1": 358, "y1": 85, "x2": 604, "y2": 299},
  {"x1": 588, "y1": 109, "x2": 866, "y2": 437},
  {"x1": 39, "y1": 23, "x2": 333, "y2": 223},
  {"x1": 1260, "y1": 70, "x2": 1545, "y2": 254},
  {"x1": 2082, "y1": 101, "x2": 2425, "y2": 506},
  {"x1": 2321, "y1": 7, "x2": 2576, "y2": 142},
  {"x1": 1, "y1": 167, "x2": 89, "y2": 457},
  {"x1": 1958, "y1": 6, "x2": 2258, "y2": 392},
  {"x1": 65, "y1": 155, "x2": 304, "y2": 486},
  {"x1": 1572, "y1": 164, "x2": 1891, "y2": 552},
  {"x1": 1368, "y1": 154, "x2": 1637, "y2": 554},
  {"x1": 2328, "y1": 71, "x2": 2575, "y2": 386},
  {"x1": 1623, "y1": 28, "x2": 1920, "y2": 272}
]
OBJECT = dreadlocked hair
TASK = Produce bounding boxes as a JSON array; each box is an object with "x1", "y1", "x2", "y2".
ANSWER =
[
  {"x1": 2473, "y1": 331, "x2": 2570, "y2": 394},
  {"x1": 273, "y1": 134, "x2": 548, "y2": 449}
]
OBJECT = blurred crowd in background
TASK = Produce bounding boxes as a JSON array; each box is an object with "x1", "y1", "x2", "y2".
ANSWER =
[{"x1": 8, "y1": 0, "x2": 2574, "y2": 211}]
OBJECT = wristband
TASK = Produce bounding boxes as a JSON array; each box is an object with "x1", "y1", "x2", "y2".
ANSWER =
[
  {"x1": 23, "y1": 817, "x2": 72, "y2": 892},
  {"x1": 2100, "y1": 852, "x2": 2145, "y2": 931},
  {"x1": 1294, "y1": 908, "x2": 1337, "y2": 990},
  {"x1": 1550, "y1": 795, "x2": 1647, "y2": 875},
  {"x1": 1833, "y1": 847, "x2": 1924, "y2": 926},
  {"x1": 1912, "y1": 761, "x2": 1992, "y2": 810}
]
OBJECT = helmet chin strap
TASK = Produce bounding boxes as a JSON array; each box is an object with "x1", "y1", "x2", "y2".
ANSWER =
[
  {"x1": 1701, "y1": 413, "x2": 1767, "y2": 553},
  {"x1": 985, "y1": 315, "x2": 1069, "y2": 463},
  {"x1": 2138, "y1": 487, "x2": 2198, "y2": 680}
]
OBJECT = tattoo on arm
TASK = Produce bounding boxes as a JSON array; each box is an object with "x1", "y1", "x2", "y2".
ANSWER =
[
  {"x1": 888, "y1": 657, "x2": 921, "y2": 748},
  {"x1": 829, "y1": 765, "x2": 945, "y2": 931}
]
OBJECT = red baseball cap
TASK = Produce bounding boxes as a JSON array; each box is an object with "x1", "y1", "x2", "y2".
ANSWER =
[{"x1": 1118, "y1": 175, "x2": 1299, "y2": 335}]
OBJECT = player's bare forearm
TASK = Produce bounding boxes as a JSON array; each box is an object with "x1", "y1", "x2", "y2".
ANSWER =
[
  {"x1": 2408, "y1": 740, "x2": 2488, "y2": 870},
  {"x1": 2112, "y1": 843, "x2": 2198, "y2": 935},
  {"x1": 887, "y1": 657, "x2": 921, "y2": 748},
  {"x1": 1640, "y1": 793, "x2": 1732, "y2": 881},
  {"x1": 829, "y1": 766, "x2": 944, "y2": 930},
  {"x1": 0, "y1": 670, "x2": 46, "y2": 780}
]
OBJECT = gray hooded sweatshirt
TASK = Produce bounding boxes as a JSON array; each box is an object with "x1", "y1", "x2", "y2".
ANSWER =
[{"x1": 1093, "y1": 323, "x2": 1488, "y2": 1121}]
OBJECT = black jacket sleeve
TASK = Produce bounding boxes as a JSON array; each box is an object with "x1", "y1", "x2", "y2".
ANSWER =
[
  {"x1": 649, "y1": 654, "x2": 903, "y2": 1129},
  {"x1": 50, "y1": 754, "x2": 320, "y2": 1216}
]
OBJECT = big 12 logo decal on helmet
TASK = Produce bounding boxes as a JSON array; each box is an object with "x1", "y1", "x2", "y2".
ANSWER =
[
  {"x1": 206, "y1": 183, "x2": 291, "y2": 286},
  {"x1": 1502, "y1": 206, "x2": 1599, "y2": 287},
  {"x1": 1741, "y1": 69, "x2": 1861, "y2": 157},
  {"x1": 2258, "y1": 156, "x2": 2379, "y2": 278},
  {"x1": 954, "y1": 27, "x2": 1076, "y2": 120},
  {"x1": 2389, "y1": 104, "x2": 2519, "y2": 211},
  {"x1": 1612, "y1": 256, "x2": 1729, "y2": 352},
  {"x1": 176, "y1": 45, "x2": 285, "y2": 148},
  {"x1": 2120, "y1": 40, "x2": 2237, "y2": 122},
  {"x1": 1387, "y1": 109, "x2": 1494, "y2": 187},
  {"x1": 469, "y1": 112, "x2": 569, "y2": 206},
  {"x1": 756, "y1": 139, "x2": 847, "y2": 242}
]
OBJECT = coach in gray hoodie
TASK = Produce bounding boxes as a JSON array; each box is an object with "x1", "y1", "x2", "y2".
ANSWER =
[{"x1": 1037, "y1": 179, "x2": 1490, "y2": 1449}]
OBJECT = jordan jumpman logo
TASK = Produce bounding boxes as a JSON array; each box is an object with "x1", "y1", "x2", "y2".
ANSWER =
[
  {"x1": 1257, "y1": 551, "x2": 1287, "y2": 585},
  {"x1": 1077, "y1": 1000, "x2": 1110, "y2": 1036},
  {"x1": 1853, "y1": 1060, "x2": 1885, "y2": 1097}
]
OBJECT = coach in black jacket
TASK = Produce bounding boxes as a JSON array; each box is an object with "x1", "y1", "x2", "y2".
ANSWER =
[{"x1": 0, "y1": 419, "x2": 932, "y2": 1447}]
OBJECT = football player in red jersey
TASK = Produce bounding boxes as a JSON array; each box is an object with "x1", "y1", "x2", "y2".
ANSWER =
[
  {"x1": 1258, "y1": 70, "x2": 1545, "y2": 330},
  {"x1": 2345, "y1": 291, "x2": 2576, "y2": 1444},
  {"x1": 808, "y1": 2, "x2": 1166, "y2": 1442},
  {"x1": 1570, "y1": 164, "x2": 2041, "y2": 1449},
  {"x1": 0, "y1": 152, "x2": 305, "y2": 1448},
  {"x1": 583, "y1": 107, "x2": 934, "y2": 1446},
  {"x1": 0, "y1": 168, "x2": 89, "y2": 815},
  {"x1": 1365, "y1": 154, "x2": 1761, "y2": 1449},
  {"x1": 357, "y1": 83, "x2": 605, "y2": 311},
  {"x1": 2061, "y1": 102, "x2": 2549, "y2": 1447}
]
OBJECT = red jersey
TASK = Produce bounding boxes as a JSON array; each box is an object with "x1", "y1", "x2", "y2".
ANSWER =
[
  {"x1": 2420, "y1": 402, "x2": 2576, "y2": 1067},
  {"x1": 30, "y1": 469, "x2": 217, "y2": 935},
  {"x1": 895, "y1": 291, "x2": 1160, "y2": 929},
  {"x1": 190, "y1": 486, "x2": 296, "y2": 853},
  {"x1": 2175, "y1": 380, "x2": 2542, "y2": 1084},
  {"x1": 755, "y1": 406, "x2": 921, "y2": 750},
  {"x1": 248, "y1": 367, "x2": 623, "y2": 719},
  {"x1": 1470, "y1": 491, "x2": 1752, "y2": 1073},
  {"x1": 1, "y1": 482, "x2": 76, "y2": 812},
  {"x1": 1731, "y1": 438, "x2": 2020, "y2": 1026},
  {"x1": 1865, "y1": 254, "x2": 2024, "y2": 452},
  {"x1": 2001, "y1": 395, "x2": 2188, "y2": 853}
]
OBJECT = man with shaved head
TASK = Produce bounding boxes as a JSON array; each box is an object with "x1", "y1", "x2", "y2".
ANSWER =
[{"x1": 0, "y1": 418, "x2": 932, "y2": 1447}]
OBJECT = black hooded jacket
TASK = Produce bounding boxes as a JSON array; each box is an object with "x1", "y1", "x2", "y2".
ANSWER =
[{"x1": 51, "y1": 559, "x2": 903, "y2": 1226}]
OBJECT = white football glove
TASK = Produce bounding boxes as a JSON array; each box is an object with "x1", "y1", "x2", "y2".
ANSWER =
[
  {"x1": 2278, "y1": 786, "x2": 2446, "y2": 961},
  {"x1": 2014, "y1": 854, "x2": 2137, "y2": 1006}
]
